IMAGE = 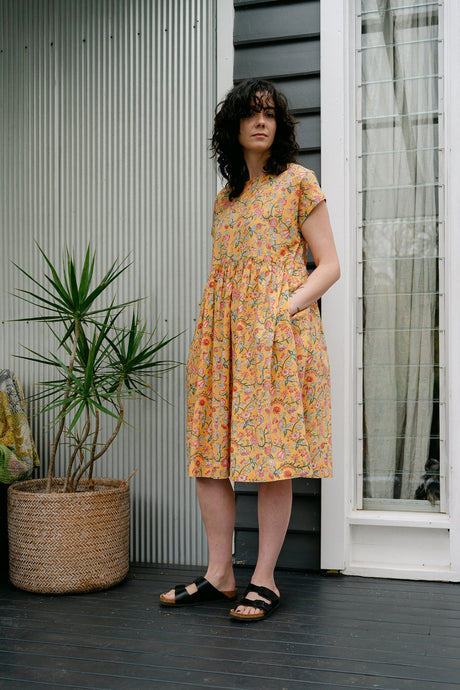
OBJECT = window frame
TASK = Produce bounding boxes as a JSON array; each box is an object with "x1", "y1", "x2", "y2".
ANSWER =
[
  {"x1": 355, "y1": 0, "x2": 446, "y2": 513},
  {"x1": 321, "y1": 0, "x2": 460, "y2": 579}
]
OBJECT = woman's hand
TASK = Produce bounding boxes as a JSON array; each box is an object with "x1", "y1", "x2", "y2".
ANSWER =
[
  {"x1": 288, "y1": 295, "x2": 302, "y2": 318},
  {"x1": 288, "y1": 201, "x2": 340, "y2": 314}
]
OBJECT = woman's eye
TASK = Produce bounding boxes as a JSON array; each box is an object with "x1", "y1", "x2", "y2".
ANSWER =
[{"x1": 245, "y1": 108, "x2": 275, "y2": 119}]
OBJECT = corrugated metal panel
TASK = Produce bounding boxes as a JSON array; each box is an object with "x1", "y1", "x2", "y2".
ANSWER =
[{"x1": 0, "y1": 0, "x2": 217, "y2": 565}]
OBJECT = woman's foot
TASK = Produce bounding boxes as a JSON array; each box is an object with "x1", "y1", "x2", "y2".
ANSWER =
[
  {"x1": 160, "y1": 572, "x2": 236, "y2": 605},
  {"x1": 230, "y1": 582, "x2": 280, "y2": 621}
]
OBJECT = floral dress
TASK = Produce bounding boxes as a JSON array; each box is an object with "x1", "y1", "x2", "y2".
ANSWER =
[{"x1": 186, "y1": 163, "x2": 332, "y2": 482}]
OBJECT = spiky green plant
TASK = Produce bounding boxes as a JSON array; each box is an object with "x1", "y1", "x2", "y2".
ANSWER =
[{"x1": 12, "y1": 244, "x2": 180, "y2": 492}]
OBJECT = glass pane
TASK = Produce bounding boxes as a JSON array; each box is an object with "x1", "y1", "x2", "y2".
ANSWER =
[
  {"x1": 361, "y1": 150, "x2": 439, "y2": 188},
  {"x1": 362, "y1": 0, "x2": 438, "y2": 12},
  {"x1": 362, "y1": 121, "x2": 439, "y2": 157},
  {"x1": 362, "y1": 77, "x2": 438, "y2": 120},
  {"x1": 359, "y1": 1, "x2": 441, "y2": 510},
  {"x1": 362, "y1": 328, "x2": 439, "y2": 365}
]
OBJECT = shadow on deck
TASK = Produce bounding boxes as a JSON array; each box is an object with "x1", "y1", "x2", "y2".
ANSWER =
[{"x1": 1, "y1": 563, "x2": 460, "y2": 689}]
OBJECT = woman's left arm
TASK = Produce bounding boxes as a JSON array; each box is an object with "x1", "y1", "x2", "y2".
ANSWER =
[{"x1": 288, "y1": 200, "x2": 340, "y2": 317}]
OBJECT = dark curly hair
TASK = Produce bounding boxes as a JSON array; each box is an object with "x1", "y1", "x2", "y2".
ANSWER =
[{"x1": 211, "y1": 79, "x2": 299, "y2": 200}]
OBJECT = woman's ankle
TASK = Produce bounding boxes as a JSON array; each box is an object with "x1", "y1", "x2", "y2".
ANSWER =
[
  {"x1": 250, "y1": 569, "x2": 278, "y2": 594},
  {"x1": 205, "y1": 565, "x2": 235, "y2": 590}
]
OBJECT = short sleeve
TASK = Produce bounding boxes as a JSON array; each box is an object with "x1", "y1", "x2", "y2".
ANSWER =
[
  {"x1": 210, "y1": 187, "x2": 228, "y2": 237},
  {"x1": 298, "y1": 170, "x2": 325, "y2": 226}
]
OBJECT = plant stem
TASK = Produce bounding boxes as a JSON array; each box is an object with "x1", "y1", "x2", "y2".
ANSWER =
[
  {"x1": 87, "y1": 404, "x2": 100, "y2": 482},
  {"x1": 46, "y1": 320, "x2": 81, "y2": 493},
  {"x1": 71, "y1": 404, "x2": 99, "y2": 489},
  {"x1": 73, "y1": 382, "x2": 124, "y2": 489},
  {"x1": 63, "y1": 403, "x2": 91, "y2": 493}
]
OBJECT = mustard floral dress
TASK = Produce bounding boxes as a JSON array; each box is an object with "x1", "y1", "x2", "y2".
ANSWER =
[{"x1": 186, "y1": 163, "x2": 332, "y2": 482}]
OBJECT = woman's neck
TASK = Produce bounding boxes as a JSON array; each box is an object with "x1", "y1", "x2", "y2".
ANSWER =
[{"x1": 244, "y1": 151, "x2": 270, "y2": 179}]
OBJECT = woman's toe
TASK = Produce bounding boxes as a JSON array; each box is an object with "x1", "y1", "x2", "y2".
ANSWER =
[
  {"x1": 236, "y1": 605, "x2": 261, "y2": 616},
  {"x1": 160, "y1": 588, "x2": 175, "y2": 602}
]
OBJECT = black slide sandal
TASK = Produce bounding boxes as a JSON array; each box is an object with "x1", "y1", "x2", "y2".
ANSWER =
[
  {"x1": 160, "y1": 576, "x2": 237, "y2": 607},
  {"x1": 229, "y1": 583, "x2": 280, "y2": 621}
]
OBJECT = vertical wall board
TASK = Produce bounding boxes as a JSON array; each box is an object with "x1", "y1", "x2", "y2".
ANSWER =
[{"x1": 0, "y1": 0, "x2": 217, "y2": 565}]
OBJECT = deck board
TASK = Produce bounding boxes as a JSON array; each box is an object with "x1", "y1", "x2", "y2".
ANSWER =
[{"x1": 1, "y1": 564, "x2": 460, "y2": 689}]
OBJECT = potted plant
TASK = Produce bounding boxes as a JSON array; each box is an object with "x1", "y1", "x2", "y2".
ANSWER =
[{"x1": 7, "y1": 245, "x2": 179, "y2": 594}]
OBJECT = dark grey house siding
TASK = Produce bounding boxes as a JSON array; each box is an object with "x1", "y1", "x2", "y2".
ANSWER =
[
  {"x1": 234, "y1": 478, "x2": 321, "y2": 570},
  {"x1": 234, "y1": 0, "x2": 321, "y2": 178},
  {"x1": 232, "y1": 0, "x2": 322, "y2": 571}
]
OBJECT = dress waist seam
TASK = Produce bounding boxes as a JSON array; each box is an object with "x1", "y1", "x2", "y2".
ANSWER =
[{"x1": 209, "y1": 256, "x2": 306, "y2": 276}]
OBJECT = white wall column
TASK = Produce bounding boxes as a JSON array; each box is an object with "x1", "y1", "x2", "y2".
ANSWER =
[
  {"x1": 444, "y1": 0, "x2": 460, "y2": 578},
  {"x1": 320, "y1": 0, "x2": 355, "y2": 571}
]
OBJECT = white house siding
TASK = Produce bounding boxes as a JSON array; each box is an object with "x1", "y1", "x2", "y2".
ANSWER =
[{"x1": 0, "y1": 0, "x2": 219, "y2": 565}]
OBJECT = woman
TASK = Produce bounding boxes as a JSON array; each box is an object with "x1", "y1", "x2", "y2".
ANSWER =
[{"x1": 160, "y1": 78, "x2": 340, "y2": 621}]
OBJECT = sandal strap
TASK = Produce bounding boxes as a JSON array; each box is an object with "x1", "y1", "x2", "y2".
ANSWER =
[
  {"x1": 243, "y1": 583, "x2": 279, "y2": 604},
  {"x1": 173, "y1": 576, "x2": 226, "y2": 605},
  {"x1": 193, "y1": 576, "x2": 214, "y2": 593},
  {"x1": 236, "y1": 596, "x2": 272, "y2": 612}
]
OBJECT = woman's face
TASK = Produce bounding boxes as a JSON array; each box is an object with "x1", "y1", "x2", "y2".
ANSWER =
[{"x1": 238, "y1": 92, "x2": 277, "y2": 156}]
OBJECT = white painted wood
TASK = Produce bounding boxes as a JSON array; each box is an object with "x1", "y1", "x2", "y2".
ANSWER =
[
  {"x1": 348, "y1": 509, "x2": 450, "y2": 529},
  {"x1": 216, "y1": 0, "x2": 234, "y2": 106},
  {"x1": 320, "y1": 0, "x2": 460, "y2": 580},
  {"x1": 320, "y1": 0, "x2": 356, "y2": 571},
  {"x1": 216, "y1": 0, "x2": 234, "y2": 195},
  {"x1": 443, "y1": 0, "x2": 460, "y2": 577},
  {"x1": 344, "y1": 565, "x2": 460, "y2": 582},
  {"x1": 348, "y1": 525, "x2": 451, "y2": 570}
]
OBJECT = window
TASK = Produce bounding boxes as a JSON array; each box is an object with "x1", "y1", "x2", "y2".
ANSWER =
[{"x1": 356, "y1": 0, "x2": 444, "y2": 511}]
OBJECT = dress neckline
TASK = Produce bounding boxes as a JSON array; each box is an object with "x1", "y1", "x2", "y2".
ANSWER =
[
  {"x1": 245, "y1": 172, "x2": 269, "y2": 187},
  {"x1": 245, "y1": 162, "x2": 295, "y2": 185}
]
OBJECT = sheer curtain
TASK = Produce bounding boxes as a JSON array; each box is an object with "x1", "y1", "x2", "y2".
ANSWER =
[{"x1": 360, "y1": 0, "x2": 440, "y2": 504}]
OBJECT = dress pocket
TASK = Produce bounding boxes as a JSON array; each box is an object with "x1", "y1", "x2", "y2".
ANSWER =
[{"x1": 287, "y1": 290, "x2": 308, "y2": 322}]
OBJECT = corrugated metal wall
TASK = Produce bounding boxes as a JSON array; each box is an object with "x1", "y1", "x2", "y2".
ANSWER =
[{"x1": 0, "y1": 0, "x2": 217, "y2": 565}]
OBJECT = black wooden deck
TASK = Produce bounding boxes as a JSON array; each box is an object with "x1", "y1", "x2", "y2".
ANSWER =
[{"x1": 1, "y1": 563, "x2": 460, "y2": 689}]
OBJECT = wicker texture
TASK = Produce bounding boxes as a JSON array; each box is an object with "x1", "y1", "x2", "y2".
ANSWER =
[{"x1": 7, "y1": 478, "x2": 130, "y2": 594}]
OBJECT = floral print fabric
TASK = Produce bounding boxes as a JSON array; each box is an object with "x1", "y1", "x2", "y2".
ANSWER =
[
  {"x1": 186, "y1": 164, "x2": 332, "y2": 482},
  {"x1": 0, "y1": 369, "x2": 39, "y2": 484}
]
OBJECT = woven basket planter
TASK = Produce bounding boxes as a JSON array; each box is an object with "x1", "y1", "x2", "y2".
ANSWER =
[{"x1": 7, "y1": 477, "x2": 130, "y2": 594}]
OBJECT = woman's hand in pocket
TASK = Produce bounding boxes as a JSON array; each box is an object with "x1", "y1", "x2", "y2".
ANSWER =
[{"x1": 288, "y1": 296, "x2": 301, "y2": 318}]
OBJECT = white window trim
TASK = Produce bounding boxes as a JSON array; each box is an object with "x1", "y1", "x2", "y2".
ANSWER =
[
  {"x1": 320, "y1": 0, "x2": 356, "y2": 571},
  {"x1": 321, "y1": 0, "x2": 460, "y2": 580},
  {"x1": 443, "y1": 0, "x2": 460, "y2": 576},
  {"x1": 356, "y1": 1, "x2": 445, "y2": 514},
  {"x1": 216, "y1": 0, "x2": 234, "y2": 106}
]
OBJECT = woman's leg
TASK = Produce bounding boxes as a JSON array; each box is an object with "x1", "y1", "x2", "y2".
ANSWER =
[
  {"x1": 161, "y1": 477, "x2": 236, "y2": 601},
  {"x1": 234, "y1": 479, "x2": 292, "y2": 615}
]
